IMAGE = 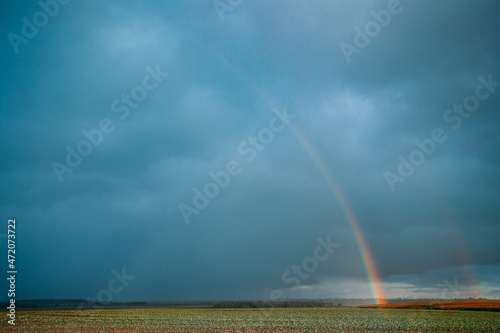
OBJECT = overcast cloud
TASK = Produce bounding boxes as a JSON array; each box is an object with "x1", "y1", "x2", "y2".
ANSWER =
[{"x1": 1, "y1": 0, "x2": 499, "y2": 302}]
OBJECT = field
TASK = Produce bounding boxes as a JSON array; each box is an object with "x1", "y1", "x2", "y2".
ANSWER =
[
  {"x1": 2, "y1": 307, "x2": 500, "y2": 332},
  {"x1": 357, "y1": 301, "x2": 500, "y2": 312}
]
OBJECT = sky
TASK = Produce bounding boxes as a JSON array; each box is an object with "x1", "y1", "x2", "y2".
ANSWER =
[{"x1": 1, "y1": 0, "x2": 500, "y2": 303}]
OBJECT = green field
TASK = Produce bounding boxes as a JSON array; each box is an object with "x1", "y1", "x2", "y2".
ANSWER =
[{"x1": 2, "y1": 308, "x2": 500, "y2": 332}]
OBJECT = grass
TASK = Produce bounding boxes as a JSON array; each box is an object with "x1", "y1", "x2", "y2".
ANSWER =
[
  {"x1": 357, "y1": 301, "x2": 500, "y2": 312},
  {"x1": 1, "y1": 307, "x2": 500, "y2": 332}
]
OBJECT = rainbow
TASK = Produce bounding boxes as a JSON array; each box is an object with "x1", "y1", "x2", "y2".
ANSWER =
[
  {"x1": 440, "y1": 209, "x2": 485, "y2": 300},
  {"x1": 188, "y1": 36, "x2": 387, "y2": 303},
  {"x1": 289, "y1": 126, "x2": 387, "y2": 304}
]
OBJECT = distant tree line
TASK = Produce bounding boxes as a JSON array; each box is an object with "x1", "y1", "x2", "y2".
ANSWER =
[{"x1": 212, "y1": 301, "x2": 343, "y2": 308}]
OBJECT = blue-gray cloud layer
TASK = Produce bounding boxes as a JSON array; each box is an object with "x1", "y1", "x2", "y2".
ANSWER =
[{"x1": 1, "y1": 0, "x2": 499, "y2": 301}]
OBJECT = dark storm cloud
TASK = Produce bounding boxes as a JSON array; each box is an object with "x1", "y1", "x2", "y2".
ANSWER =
[{"x1": 1, "y1": 0, "x2": 499, "y2": 301}]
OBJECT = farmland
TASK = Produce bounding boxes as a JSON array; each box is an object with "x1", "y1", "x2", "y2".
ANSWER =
[
  {"x1": 2, "y1": 307, "x2": 500, "y2": 332},
  {"x1": 357, "y1": 301, "x2": 500, "y2": 312}
]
